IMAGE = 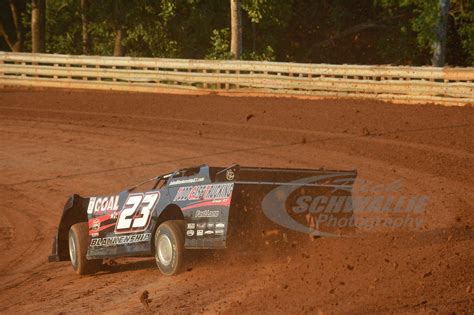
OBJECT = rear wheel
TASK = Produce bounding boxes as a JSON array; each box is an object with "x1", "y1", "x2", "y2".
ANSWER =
[
  {"x1": 154, "y1": 220, "x2": 184, "y2": 276},
  {"x1": 69, "y1": 222, "x2": 101, "y2": 275}
]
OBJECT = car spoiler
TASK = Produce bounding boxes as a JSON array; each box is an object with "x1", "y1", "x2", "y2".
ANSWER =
[{"x1": 221, "y1": 165, "x2": 357, "y2": 239}]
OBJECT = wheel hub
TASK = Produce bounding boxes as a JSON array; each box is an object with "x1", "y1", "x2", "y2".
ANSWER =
[
  {"x1": 157, "y1": 235, "x2": 173, "y2": 266},
  {"x1": 69, "y1": 235, "x2": 77, "y2": 266}
]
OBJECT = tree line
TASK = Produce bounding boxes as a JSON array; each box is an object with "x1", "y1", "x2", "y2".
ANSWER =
[{"x1": 0, "y1": 0, "x2": 473, "y2": 66}]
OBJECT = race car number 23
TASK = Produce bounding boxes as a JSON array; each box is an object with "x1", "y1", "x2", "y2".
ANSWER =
[{"x1": 115, "y1": 192, "x2": 160, "y2": 233}]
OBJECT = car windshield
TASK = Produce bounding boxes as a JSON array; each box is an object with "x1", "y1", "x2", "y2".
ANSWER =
[
  {"x1": 173, "y1": 167, "x2": 200, "y2": 178},
  {"x1": 128, "y1": 176, "x2": 168, "y2": 192}
]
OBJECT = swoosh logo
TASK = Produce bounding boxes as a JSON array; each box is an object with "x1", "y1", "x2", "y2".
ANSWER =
[{"x1": 261, "y1": 173, "x2": 355, "y2": 237}]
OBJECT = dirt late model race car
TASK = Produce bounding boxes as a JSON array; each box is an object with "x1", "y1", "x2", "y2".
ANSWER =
[{"x1": 49, "y1": 164, "x2": 357, "y2": 276}]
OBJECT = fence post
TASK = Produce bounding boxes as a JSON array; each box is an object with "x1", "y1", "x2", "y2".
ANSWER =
[
  {"x1": 96, "y1": 64, "x2": 101, "y2": 81},
  {"x1": 82, "y1": 64, "x2": 87, "y2": 81},
  {"x1": 66, "y1": 63, "x2": 71, "y2": 80},
  {"x1": 22, "y1": 61, "x2": 26, "y2": 78},
  {"x1": 0, "y1": 57, "x2": 3, "y2": 88},
  {"x1": 225, "y1": 70, "x2": 229, "y2": 89}
]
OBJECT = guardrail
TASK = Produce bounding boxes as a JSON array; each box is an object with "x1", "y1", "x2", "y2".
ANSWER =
[{"x1": 1, "y1": 52, "x2": 473, "y2": 105}]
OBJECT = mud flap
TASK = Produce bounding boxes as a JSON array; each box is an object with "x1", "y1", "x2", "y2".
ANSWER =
[{"x1": 48, "y1": 194, "x2": 89, "y2": 262}]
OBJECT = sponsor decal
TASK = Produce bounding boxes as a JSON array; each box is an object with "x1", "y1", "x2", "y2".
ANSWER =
[
  {"x1": 215, "y1": 223, "x2": 225, "y2": 229},
  {"x1": 195, "y1": 209, "x2": 220, "y2": 218},
  {"x1": 91, "y1": 218, "x2": 101, "y2": 231},
  {"x1": 115, "y1": 192, "x2": 160, "y2": 234},
  {"x1": 186, "y1": 230, "x2": 195, "y2": 237},
  {"x1": 196, "y1": 222, "x2": 207, "y2": 229},
  {"x1": 187, "y1": 223, "x2": 196, "y2": 229},
  {"x1": 174, "y1": 183, "x2": 234, "y2": 202},
  {"x1": 204, "y1": 230, "x2": 214, "y2": 235},
  {"x1": 87, "y1": 197, "x2": 96, "y2": 214},
  {"x1": 226, "y1": 169, "x2": 235, "y2": 181},
  {"x1": 169, "y1": 177, "x2": 205, "y2": 186},
  {"x1": 207, "y1": 223, "x2": 214, "y2": 229},
  {"x1": 196, "y1": 230, "x2": 204, "y2": 236},
  {"x1": 215, "y1": 229, "x2": 225, "y2": 235},
  {"x1": 88, "y1": 215, "x2": 115, "y2": 235},
  {"x1": 87, "y1": 195, "x2": 120, "y2": 215},
  {"x1": 90, "y1": 232, "x2": 151, "y2": 247}
]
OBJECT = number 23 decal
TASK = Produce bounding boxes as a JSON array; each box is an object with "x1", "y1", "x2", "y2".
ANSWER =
[{"x1": 115, "y1": 192, "x2": 160, "y2": 233}]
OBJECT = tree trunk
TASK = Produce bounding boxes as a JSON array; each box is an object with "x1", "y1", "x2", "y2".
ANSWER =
[
  {"x1": 112, "y1": 0, "x2": 125, "y2": 56},
  {"x1": 230, "y1": 0, "x2": 242, "y2": 59},
  {"x1": 0, "y1": 0, "x2": 25, "y2": 52},
  {"x1": 113, "y1": 28, "x2": 125, "y2": 56},
  {"x1": 81, "y1": 0, "x2": 91, "y2": 55},
  {"x1": 9, "y1": 0, "x2": 24, "y2": 52},
  {"x1": 31, "y1": 0, "x2": 45, "y2": 53},
  {"x1": 432, "y1": 0, "x2": 450, "y2": 67},
  {"x1": 252, "y1": 22, "x2": 256, "y2": 53}
]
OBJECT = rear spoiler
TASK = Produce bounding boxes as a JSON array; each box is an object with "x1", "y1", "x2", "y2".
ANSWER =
[
  {"x1": 221, "y1": 165, "x2": 357, "y2": 238},
  {"x1": 214, "y1": 164, "x2": 356, "y2": 188},
  {"x1": 237, "y1": 166, "x2": 356, "y2": 188}
]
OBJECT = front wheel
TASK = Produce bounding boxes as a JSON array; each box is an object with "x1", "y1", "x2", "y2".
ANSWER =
[
  {"x1": 69, "y1": 222, "x2": 101, "y2": 275},
  {"x1": 154, "y1": 220, "x2": 184, "y2": 276}
]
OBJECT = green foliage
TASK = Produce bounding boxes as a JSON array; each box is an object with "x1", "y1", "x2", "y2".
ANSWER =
[
  {"x1": 377, "y1": 0, "x2": 474, "y2": 65},
  {"x1": 377, "y1": 0, "x2": 439, "y2": 50},
  {"x1": 242, "y1": 45, "x2": 275, "y2": 61},
  {"x1": 241, "y1": 0, "x2": 292, "y2": 61},
  {"x1": 1, "y1": 0, "x2": 471, "y2": 65},
  {"x1": 453, "y1": 0, "x2": 474, "y2": 64},
  {"x1": 122, "y1": 1, "x2": 179, "y2": 57},
  {"x1": 206, "y1": 28, "x2": 232, "y2": 59},
  {"x1": 374, "y1": 19, "x2": 428, "y2": 65},
  {"x1": 242, "y1": 0, "x2": 265, "y2": 23},
  {"x1": 410, "y1": 0, "x2": 439, "y2": 50},
  {"x1": 45, "y1": 0, "x2": 81, "y2": 54}
]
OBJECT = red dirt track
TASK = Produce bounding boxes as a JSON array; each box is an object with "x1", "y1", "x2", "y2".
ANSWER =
[{"x1": 0, "y1": 89, "x2": 473, "y2": 314}]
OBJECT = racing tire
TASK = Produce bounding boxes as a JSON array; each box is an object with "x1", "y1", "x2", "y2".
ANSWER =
[
  {"x1": 154, "y1": 220, "x2": 185, "y2": 276},
  {"x1": 69, "y1": 222, "x2": 101, "y2": 275}
]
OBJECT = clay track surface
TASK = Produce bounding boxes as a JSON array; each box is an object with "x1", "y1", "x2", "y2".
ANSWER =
[{"x1": 0, "y1": 89, "x2": 473, "y2": 314}]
